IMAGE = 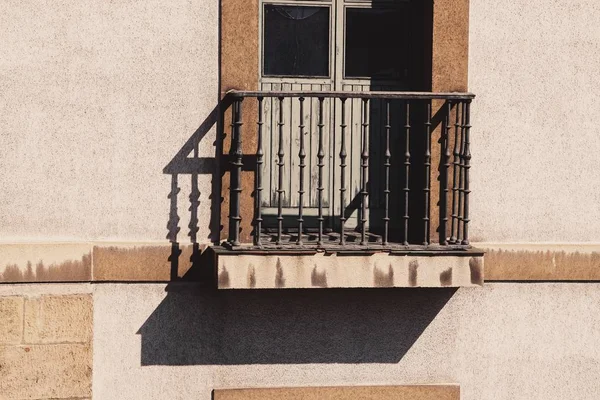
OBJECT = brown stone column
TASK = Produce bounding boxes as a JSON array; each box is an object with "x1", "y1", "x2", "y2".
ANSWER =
[
  {"x1": 220, "y1": 0, "x2": 260, "y2": 244},
  {"x1": 430, "y1": 0, "x2": 470, "y2": 243}
]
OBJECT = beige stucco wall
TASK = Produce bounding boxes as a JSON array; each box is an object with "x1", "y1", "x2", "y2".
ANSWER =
[
  {"x1": 469, "y1": 0, "x2": 600, "y2": 242},
  {"x1": 93, "y1": 282, "x2": 600, "y2": 400},
  {"x1": 0, "y1": 0, "x2": 219, "y2": 243},
  {"x1": 1, "y1": 0, "x2": 599, "y2": 246}
]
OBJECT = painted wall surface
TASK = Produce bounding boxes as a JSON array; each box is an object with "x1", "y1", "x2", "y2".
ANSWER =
[
  {"x1": 0, "y1": 0, "x2": 219, "y2": 242},
  {"x1": 469, "y1": 0, "x2": 600, "y2": 242},
  {"x1": 2, "y1": 0, "x2": 599, "y2": 245},
  {"x1": 93, "y1": 283, "x2": 600, "y2": 400}
]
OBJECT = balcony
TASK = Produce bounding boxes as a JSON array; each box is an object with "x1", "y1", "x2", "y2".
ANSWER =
[{"x1": 214, "y1": 90, "x2": 484, "y2": 289}]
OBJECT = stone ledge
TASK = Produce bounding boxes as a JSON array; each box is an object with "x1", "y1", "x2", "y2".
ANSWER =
[
  {"x1": 215, "y1": 249, "x2": 484, "y2": 289},
  {"x1": 4, "y1": 241, "x2": 600, "y2": 283},
  {"x1": 214, "y1": 385, "x2": 460, "y2": 400}
]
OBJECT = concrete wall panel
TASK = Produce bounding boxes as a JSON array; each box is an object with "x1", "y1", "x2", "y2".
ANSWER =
[
  {"x1": 94, "y1": 283, "x2": 600, "y2": 400},
  {"x1": 469, "y1": 0, "x2": 600, "y2": 242},
  {"x1": 0, "y1": 0, "x2": 219, "y2": 242}
]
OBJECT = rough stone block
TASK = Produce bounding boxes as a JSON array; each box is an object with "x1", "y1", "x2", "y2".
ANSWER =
[
  {"x1": 24, "y1": 294, "x2": 92, "y2": 344},
  {"x1": 0, "y1": 297, "x2": 23, "y2": 345},
  {"x1": 0, "y1": 344, "x2": 92, "y2": 399}
]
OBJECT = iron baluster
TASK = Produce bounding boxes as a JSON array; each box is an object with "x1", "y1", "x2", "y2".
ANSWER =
[
  {"x1": 276, "y1": 97, "x2": 285, "y2": 245},
  {"x1": 462, "y1": 100, "x2": 472, "y2": 245},
  {"x1": 457, "y1": 101, "x2": 466, "y2": 243},
  {"x1": 317, "y1": 97, "x2": 325, "y2": 246},
  {"x1": 339, "y1": 98, "x2": 347, "y2": 245},
  {"x1": 450, "y1": 101, "x2": 461, "y2": 244},
  {"x1": 255, "y1": 97, "x2": 264, "y2": 246},
  {"x1": 423, "y1": 101, "x2": 431, "y2": 245},
  {"x1": 403, "y1": 100, "x2": 411, "y2": 245},
  {"x1": 440, "y1": 101, "x2": 452, "y2": 245},
  {"x1": 360, "y1": 98, "x2": 369, "y2": 245},
  {"x1": 297, "y1": 97, "x2": 306, "y2": 245},
  {"x1": 229, "y1": 98, "x2": 243, "y2": 246},
  {"x1": 383, "y1": 99, "x2": 391, "y2": 246}
]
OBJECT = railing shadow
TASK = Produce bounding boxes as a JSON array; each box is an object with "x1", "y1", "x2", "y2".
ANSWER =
[{"x1": 163, "y1": 98, "x2": 232, "y2": 281}]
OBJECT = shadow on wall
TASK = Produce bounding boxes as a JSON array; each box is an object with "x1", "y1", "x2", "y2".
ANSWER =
[
  {"x1": 163, "y1": 96, "x2": 233, "y2": 280},
  {"x1": 137, "y1": 281, "x2": 456, "y2": 365}
]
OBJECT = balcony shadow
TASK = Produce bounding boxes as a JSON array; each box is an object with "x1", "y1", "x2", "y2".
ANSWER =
[{"x1": 137, "y1": 272, "x2": 457, "y2": 365}]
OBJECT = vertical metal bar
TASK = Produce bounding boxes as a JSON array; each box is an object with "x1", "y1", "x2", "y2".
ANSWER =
[
  {"x1": 403, "y1": 100, "x2": 411, "y2": 245},
  {"x1": 229, "y1": 98, "x2": 243, "y2": 246},
  {"x1": 423, "y1": 100, "x2": 431, "y2": 245},
  {"x1": 297, "y1": 97, "x2": 306, "y2": 245},
  {"x1": 440, "y1": 101, "x2": 451, "y2": 245},
  {"x1": 339, "y1": 98, "x2": 348, "y2": 246},
  {"x1": 450, "y1": 102, "x2": 461, "y2": 244},
  {"x1": 383, "y1": 99, "x2": 391, "y2": 246},
  {"x1": 317, "y1": 97, "x2": 325, "y2": 246},
  {"x1": 360, "y1": 98, "x2": 369, "y2": 245},
  {"x1": 456, "y1": 101, "x2": 466, "y2": 243},
  {"x1": 254, "y1": 97, "x2": 264, "y2": 246},
  {"x1": 462, "y1": 100, "x2": 472, "y2": 245},
  {"x1": 276, "y1": 97, "x2": 285, "y2": 245}
]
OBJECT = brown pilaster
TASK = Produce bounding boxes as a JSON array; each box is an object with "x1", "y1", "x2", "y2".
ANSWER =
[
  {"x1": 430, "y1": 0, "x2": 470, "y2": 243},
  {"x1": 220, "y1": 0, "x2": 260, "y2": 243}
]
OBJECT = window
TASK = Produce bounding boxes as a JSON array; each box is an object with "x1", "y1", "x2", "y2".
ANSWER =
[
  {"x1": 263, "y1": 5, "x2": 330, "y2": 77},
  {"x1": 344, "y1": 7, "x2": 409, "y2": 79}
]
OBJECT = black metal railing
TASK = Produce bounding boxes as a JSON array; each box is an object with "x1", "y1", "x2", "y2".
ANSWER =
[{"x1": 224, "y1": 90, "x2": 474, "y2": 252}]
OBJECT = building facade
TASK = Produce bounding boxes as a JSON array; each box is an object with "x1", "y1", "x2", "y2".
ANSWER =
[{"x1": 2, "y1": 0, "x2": 600, "y2": 399}]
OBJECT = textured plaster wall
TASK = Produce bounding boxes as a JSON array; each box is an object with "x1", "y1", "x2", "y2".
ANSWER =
[
  {"x1": 3, "y1": 0, "x2": 599, "y2": 245},
  {"x1": 0, "y1": 0, "x2": 219, "y2": 242},
  {"x1": 469, "y1": 0, "x2": 600, "y2": 242},
  {"x1": 93, "y1": 283, "x2": 600, "y2": 400}
]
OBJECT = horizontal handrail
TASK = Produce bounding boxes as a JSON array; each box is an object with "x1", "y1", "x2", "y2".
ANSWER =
[{"x1": 226, "y1": 90, "x2": 475, "y2": 101}]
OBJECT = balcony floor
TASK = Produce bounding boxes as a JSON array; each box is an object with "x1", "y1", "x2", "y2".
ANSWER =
[{"x1": 224, "y1": 230, "x2": 473, "y2": 255}]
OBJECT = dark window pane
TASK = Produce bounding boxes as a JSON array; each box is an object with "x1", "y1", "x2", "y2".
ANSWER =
[
  {"x1": 263, "y1": 5, "x2": 330, "y2": 77},
  {"x1": 345, "y1": 7, "x2": 408, "y2": 79}
]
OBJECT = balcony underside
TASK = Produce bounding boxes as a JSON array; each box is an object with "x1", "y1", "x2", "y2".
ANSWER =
[{"x1": 212, "y1": 245, "x2": 484, "y2": 289}]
